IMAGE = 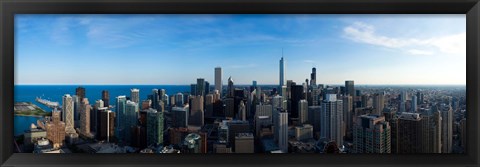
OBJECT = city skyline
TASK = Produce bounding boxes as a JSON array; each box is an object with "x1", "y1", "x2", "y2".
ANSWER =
[{"x1": 15, "y1": 14, "x2": 466, "y2": 85}]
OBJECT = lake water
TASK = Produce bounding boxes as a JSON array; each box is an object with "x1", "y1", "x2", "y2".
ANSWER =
[{"x1": 14, "y1": 85, "x2": 192, "y2": 136}]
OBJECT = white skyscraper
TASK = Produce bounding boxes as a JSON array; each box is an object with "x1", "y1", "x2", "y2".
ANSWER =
[
  {"x1": 62, "y1": 94, "x2": 76, "y2": 135},
  {"x1": 320, "y1": 94, "x2": 344, "y2": 148},
  {"x1": 131, "y1": 88, "x2": 140, "y2": 104},
  {"x1": 215, "y1": 67, "x2": 222, "y2": 94}
]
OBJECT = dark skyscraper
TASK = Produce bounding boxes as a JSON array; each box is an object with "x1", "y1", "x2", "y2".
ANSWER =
[
  {"x1": 151, "y1": 89, "x2": 159, "y2": 110},
  {"x1": 191, "y1": 84, "x2": 197, "y2": 96},
  {"x1": 204, "y1": 81, "x2": 210, "y2": 96},
  {"x1": 397, "y1": 112, "x2": 424, "y2": 153},
  {"x1": 76, "y1": 87, "x2": 86, "y2": 101},
  {"x1": 97, "y1": 110, "x2": 115, "y2": 142},
  {"x1": 196, "y1": 78, "x2": 205, "y2": 97},
  {"x1": 102, "y1": 90, "x2": 110, "y2": 108},
  {"x1": 225, "y1": 98, "x2": 235, "y2": 118},
  {"x1": 310, "y1": 67, "x2": 316, "y2": 86},
  {"x1": 172, "y1": 107, "x2": 188, "y2": 128},
  {"x1": 290, "y1": 84, "x2": 305, "y2": 119},
  {"x1": 345, "y1": 80, "x2": 355, "y2": 98}
]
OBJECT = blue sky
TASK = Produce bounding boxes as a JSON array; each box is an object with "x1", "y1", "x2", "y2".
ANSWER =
[{"x1": 15, "y1": 14, "x2": 466, "y2": 85}]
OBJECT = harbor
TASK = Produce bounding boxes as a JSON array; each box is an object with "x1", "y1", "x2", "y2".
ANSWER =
[{"x1": 35, "y1": 97, "x2": 60, "y2": 108}]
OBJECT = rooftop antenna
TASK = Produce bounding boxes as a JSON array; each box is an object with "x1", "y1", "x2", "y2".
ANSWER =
[{"x1": 282, "y1": 48, "x2": 284, "y2": 58}]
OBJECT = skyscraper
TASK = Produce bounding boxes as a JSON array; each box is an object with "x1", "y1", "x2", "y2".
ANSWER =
[
  {"x1": 97, "y1": 109, "x2": 115, "y2": 143},
  {"x1": 189, "y1": 95, "x2": 204, "y2": 127},
  {"x1": 353, "y1": 114, "x2": 391, "y2": 153},
  {"x1": 152, "y1": 89, "x2": 159, "y2": 110},
  {"x1": 90, "y1": 99, "x2": 104, "y2": 133},
  {"x1": 416, "y1": 91, "x2": 423, "y2": 105},
  {"x1": 172, "y1": 107, "x2": 189, "y2": 128},
  {"x1": 320, "y1": 94, "x2": 344, "y2": 148},
  {"x1": 343, "y1": 95, "x2": 353, "y2": 140},
  {"x1": 279, "y1": 56, "x2": 285, "y2": 88},
  {"x1": 205, "y1": 81, "x2": 210, "y2": 95},
  {"x1": 116, "y1": 95, "x2": 127, "y2": 143},
  {"x1": 310, "y1": 67, "x2": 316, "y2": 87},
  {"x1": 102, "y1": 90, "x2": 110, "y2": 108},
  {"x1": 131, "y1": 88, "x2": 140, "y2": 104},
  {"x1": 401, "y1": 91, "x2": 408, "y2": 102},
  {"x1": 345, "y1": 80, "x2": 355, "y2": 100},
  {"x1": 420, "y1": 109, "x2": 442, "y2": 153},
  {"x1": 205, "y1": 94, "x2": 214, "y2": 118},
  {"x1": 278, "y1": 109, "x2": 288, "y2": 153},
  {"x1": 440, "y1": 104, "x2": 453, "y2": 153},
  {"x1": 79, "y1": 98, "x2": 92, "y2": 137},
  {"x1": 160, "y1": 89, "x2": 168, "y2": 107},
  {"x1": 399, "y1": 101, "x2": 406, "y2": 113},
  {"x1": 196, "y1": 78, "x2": 205, "y2": 97},
  {"x1": 215, "y1": 67, "x2": 222, "y2": 94},
  {"x1": 308, "y1": 106, "x2": 322, "y2": 134},
  {"x1": 72, "y1": 95, "x2": 80, "y2": 123},
  {"x1": 175, "y1": 93, "x2": 184, "y2": 107},
  {"x1": 373, "y1": 93, "x2": 385, "y2": 115},
  {"x1": 460, "y1": 118, "x2": 467, "y2": 150},
  {"x1": 146, "y1": 108, "x2": 164, "y2": 146},
  {"x1": 291, "y1": 85, "x2": 305, "y2": 119},
  {"x1": 299, "y1": 99, "x2": 308, "y2": 125},
  {"x1": 125, "y1": 100, "x2": 138, "y2": 144},
  {"x1": 238, "y1": 101, "x2": 246, "y2": 121},
  {"x1": 224, "y1": 98, "x2": 235, "y2": 118},
  {"x1": 255, "y1": 104, "x2": 273, "y2": 124},
  {"x1": 411, "y1": 95, "x2": 417, "y2": 112},
  {"x1": 397, "y1": 112, "x2": 424, "y2": 153},
  {"x1": 75, "y1": 87, "x2": 85, "y2": 102},
  {"x1": 227, "y1": 76, "x2": 234, "y2": 98},
  {"x1": 62, "y1": 94, "x2": 77, "y2": 135},
  {"x1": 46, "y1": 108, "x2": 66, "y2": 149}
]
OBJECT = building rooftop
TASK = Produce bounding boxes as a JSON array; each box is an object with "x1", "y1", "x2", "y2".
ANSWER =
[
  {"x1": 235, "y1": 133, "x2": 254, "y2": 139},
  {"x1": 398, "y1": 112, "x2": 421, "y2": 121}
]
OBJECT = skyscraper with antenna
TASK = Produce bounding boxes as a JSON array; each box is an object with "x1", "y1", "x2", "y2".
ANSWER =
[{"x1": 279, "y1": 49, "x2": 285, "y2": 94}]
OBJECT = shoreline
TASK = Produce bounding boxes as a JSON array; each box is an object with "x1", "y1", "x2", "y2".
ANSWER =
[{"x1": 14, "y1": 114, "x2": 46, "y2": 118}]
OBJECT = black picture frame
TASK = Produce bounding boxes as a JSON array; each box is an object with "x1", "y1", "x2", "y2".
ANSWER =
[{"x1": 1, "y1": 0, "x2": 479, "y2": 166}]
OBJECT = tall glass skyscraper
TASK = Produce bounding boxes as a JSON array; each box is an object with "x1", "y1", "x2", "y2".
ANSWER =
[
  {"x1": 215, "y1": 67, "x2": 222, "y2": 93},
  {"x1": 125, "y1": 100, "x2": 138, "y2": 144},
  {"x1": 116, "y1": 95, "x2": 127, "y2": 143},
  {"x1": 146, "y1": 108, "x2": 164, "y2": 147},
  {"x1": 279, "y1": 56, "x2": 285, "y2": 89}
]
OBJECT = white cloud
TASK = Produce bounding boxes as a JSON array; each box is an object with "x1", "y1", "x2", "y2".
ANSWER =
[
  {"x1": 343, "y1": 22, "x2": 466, "y2": 56},
  {"x1": 407, "y1": 49, "x2": 434, "y2": 55}
]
